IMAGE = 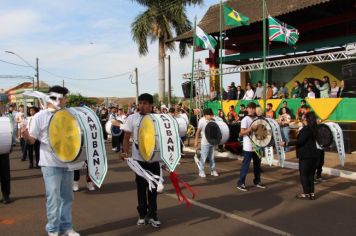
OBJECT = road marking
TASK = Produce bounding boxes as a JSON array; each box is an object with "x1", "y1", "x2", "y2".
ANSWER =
[{"x1": 165, "y1": 193, "x2": 293, "y2": 236}]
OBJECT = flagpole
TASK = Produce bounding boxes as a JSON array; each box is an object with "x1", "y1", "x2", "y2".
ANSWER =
[
  {"x1": 219, "y1": 0, "x2": 223, "y2": 112},
  {"x1": 262, "y1": 0, "x2": 267, "y2": 112},
  {"x1": 189, "y1": 16, "x2": 197, "y2": 120}
]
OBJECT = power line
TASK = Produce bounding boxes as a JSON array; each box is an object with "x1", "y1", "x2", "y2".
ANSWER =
[{"x1": 0, "y1": 59, "x2": 32, "y2": 68}]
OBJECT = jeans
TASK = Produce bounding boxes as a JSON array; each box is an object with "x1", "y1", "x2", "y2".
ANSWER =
[
  {"x1": 12, "y1": 127, "x2": 17, "y2": 145},
  {"x1": 238, "y1": 151, "x2": 261, "y2": 185},
  {"x1": 281, "y1": 126, "x2": 290, "y2": 151},
  {"x1": 199, "y1": 144, "x2": 215, "y2": 172},
  {"x1": 299, "y1": 159, "x2": 316, "y2": 194},
  {"x1": 41, "y1": 167, "x2": 74, "y2": 233}
]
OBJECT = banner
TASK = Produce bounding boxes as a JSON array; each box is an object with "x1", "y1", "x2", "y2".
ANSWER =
[
  {"x1": 324, "y1": 122, "x2": 346, "y2": 166},
  {"x1": 70, "y1": 106, "x2": 108, "y2": 188},
  {"x1": 151, "y1": 114, "x2": 181, "y2": 172},
  {"x1": 264, "y1": 146, "x2": 274, "y2": 166},
  {"x1": 266, "y1": 118, "x2": 286, "y2": 167}
]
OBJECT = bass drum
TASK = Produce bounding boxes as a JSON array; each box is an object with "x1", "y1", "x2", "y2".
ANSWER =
[
  {"x1": 105, "y1": 120, "x2": 122, "y2": 137},
  {"x1": 48, "y1": 108, "x2": 86, "y2": 164},
  {"x1": 175, "y1": 116, "x2": 188, "y2": 137},
  {"x1": 316, "y1": 124, "x2": 333, "y2": 148},
  {"x1": 0, "y1": 117, "x2": 13, "y2": 154},
  {"x1": 249, "y1": 118, "x2": 273, "y2": 148},
  {"x1": 205, "y1": 120, "x2": 230, "y2": 145}
]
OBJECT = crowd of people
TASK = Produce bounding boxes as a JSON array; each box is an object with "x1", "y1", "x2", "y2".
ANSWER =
[
  {"x1": 214, "y1": 76, "x2": 347, "y2": 101},
  {"x1": 0, "y1": 84, "x2": 334, "y2": 236}
]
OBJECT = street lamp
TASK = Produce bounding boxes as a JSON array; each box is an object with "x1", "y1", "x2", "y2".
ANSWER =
[{"x1": 4, "y1": 51, "x2": 39, "y2": 91}]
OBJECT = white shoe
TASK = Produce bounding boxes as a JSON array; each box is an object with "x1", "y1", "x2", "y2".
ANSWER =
[
  {"x1": 48, "y1": 232, "x2": 59, "y2": 236},
  {"x1": 87, "y1": 182, "x2": 95, "y2": 191},
  {"x1": 72, "y1": 181, "x2": 79, "y2": 192},
  {"x1": 210, "y1": 170, "x2": 219, "y2": 177},
  {"x1": 199, "y1": 171, "x2": 206, "y2": 178},
  {"x1": 60, "y1": 229, "x2": 80, "y2": 236}
]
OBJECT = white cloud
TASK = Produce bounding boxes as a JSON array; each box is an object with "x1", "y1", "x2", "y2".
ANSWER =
[{"x1": 0, "y1": 9, "x2": 40, "y2": 39}]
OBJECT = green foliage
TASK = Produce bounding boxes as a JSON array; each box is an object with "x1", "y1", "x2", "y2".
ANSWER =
[
  {"x1": 66, "y1": 93, "x2": 96, "y2": 107},
  {"x1": 153, "y1": 92, "x2": 180, "y2": 106}
]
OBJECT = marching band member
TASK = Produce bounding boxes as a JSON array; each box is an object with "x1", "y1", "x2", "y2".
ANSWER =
[
  {"x1": 237, "y1": 102, "x2": 266, "y2": 192},
  {"x1": 121, "y1": 93, "x2": 162, "y2": 228},
  {"x1": 0, "y1": 151, "x2": 11, "y2": 204},
  {"x1": 194, "y1": 108, "x2": 219, "y2": 178},
  {"x1": 21, "y1": 86, "x2": 80, "y2": 236}
]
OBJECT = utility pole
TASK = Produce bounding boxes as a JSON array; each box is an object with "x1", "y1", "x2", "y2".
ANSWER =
[
  {"x1": 36, "y1": 58, "x2": 39, "y2": 91},
  {"x1": 62, "y1": 80, "x2": 65, "y2": 87},
  {"x1": 134, "y1": 68, "x2": 139, "y2": 104},
  {"x1": 168, "y1": 55, "x2": 171, "y2": 107}
]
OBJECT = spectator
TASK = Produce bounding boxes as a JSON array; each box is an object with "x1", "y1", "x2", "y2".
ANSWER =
[
  {"x1": 210, "y1": 88, "x2": 218, "y2": 101},
  {"x1": 217, "y1": 109, "x2": 227, "y2": 123},
  {"x1": 278, "y1": 101, "x2": 292, "y2": 116},
  {"x1": 266, "y1": 83, "x2": 273, "y2": 100},
  {"x1": 296, "y1": 100, "x2": 310, "y2": 121},
  {"x1": 314, "y1": 76, "x2": 330, "y2": 98},
  {"x1": 236, "y1": 86, "x2": 245, "y2": 100},
  {"x1": 279, "y1": 82, "x2": 289, "y2": 98},
  {"x1": 227, "y1": 105, "x2": 238, "y2": 124},
  {"x1": 271, "y1": 82, "x2": 278, "y2": 99},
  {"x1": 265, "y1": 103, "x2": 275, "y2": 118},
  {"x1": 254, "y1": 81, "x2": 264, "y2": 99},
  {"x1": 242, "y1": 84, "x2": 255, "y2": 100},
  {"x1": 237, "y1": 104, "x2": 248, "y2": 122},
  {"x1": 279, "y1": 107, "x2": 291, "y2": 152},
  {"x1": 227, "y1": 86, "x2": 237, "y2": 100},
  {"x1": 330, "y1": 81, "x2": 339, "y2": 98},
  {"x1": 230, "y1": 82, "x2": 237, "y2": 93},
  {"x1": 337, "y1": 80, "x2": 345, "y2": 98},
  {"x1": 300, "y1": 78, "x2": 309, "y2": 98},
  {"x1": 307, "y1": 86, "x2": 316, "y2": 98},
  {"x1": 291, "y1": 81, "x2": 302, "y2": 98}
]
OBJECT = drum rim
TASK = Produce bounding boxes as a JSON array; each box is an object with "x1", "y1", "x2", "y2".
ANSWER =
[
  {"x1": 249, "y1": 118, "x2": 273, "y2": 148},
  {"x1": 48, "y1": 108, "x2": 83, "y2": 163},
  {"x1": 0, "y1": 117, "x2": 13, "y2": 154}
]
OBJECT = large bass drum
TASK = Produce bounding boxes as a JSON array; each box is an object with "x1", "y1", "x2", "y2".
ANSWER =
[
  {"x1": 105, "y1": 120, "x2": 123, "y2": 137},
  {"x1": 205, "y1": 119, "x2": 230, "y2": 145},
  {"x1": 0, "y1": 117, "x2": 13, "y2": 154},
  {"x1": 138, "y1": 114, "x2": 181, "y2": 162},
  {"x1": 249, "y1": 118, "x2": 273, "y2": 148},
  {"x1": 175, "y1": 116, "x2": 188, "y2": 137},
  {"x1": 316, "y1": 123, "x2": 334, "y2": 148}
]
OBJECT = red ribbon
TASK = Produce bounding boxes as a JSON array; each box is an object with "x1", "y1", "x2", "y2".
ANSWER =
[{"x1": 169, "y1": 171, "x2": 196, "y2": 207}]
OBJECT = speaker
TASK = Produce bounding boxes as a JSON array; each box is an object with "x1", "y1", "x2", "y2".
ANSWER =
[{"x1": 181, "y1": 81, "x2": 196, "y2": 99}]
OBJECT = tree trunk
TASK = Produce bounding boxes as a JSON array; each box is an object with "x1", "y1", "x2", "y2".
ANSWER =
[{"x1": 158, "y1": 37, "x2": 165, "y2": 103}]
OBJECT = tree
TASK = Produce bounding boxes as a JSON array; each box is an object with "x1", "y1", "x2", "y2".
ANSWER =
[
  {"x1": 131, "y1": 0, "x2": 203, "y2": 102},
  {"x1": 67, "y1": 93, "x2": 96, "y2": 107}
]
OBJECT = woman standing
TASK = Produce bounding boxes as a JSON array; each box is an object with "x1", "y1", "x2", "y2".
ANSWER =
[
  {"x1": 288, "y1": 112, "x2": 319, "y2": 200},
  {"x1": 315, "y1": 76, "x2": 330, "y2": 98}
]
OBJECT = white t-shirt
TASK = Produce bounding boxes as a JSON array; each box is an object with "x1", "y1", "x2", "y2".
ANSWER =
[
  {"x1": 255, "y1": 87, "x2": 264, "y2": 99},
  {"x1": 307, "y1": 91, "x2": 315, "y2": 98},
  {"x1": 122, "y1": 113, "x2": 145, "y2": 162},
  {"x1": 15, "y1": 111, "x2": 24, "y2": 128},
  {"x1": 243, "y1": 89, "x2": 255, "y2": 100},
  {"x1": 198, "y1": 117, "x2": 211, "y2": 146},
  {"x1": 330, "y1": 87, "x2": 339, "y2": 98},
  {"x1": 240, "y1": 115, "x2": 255, "y2": 152},
  {"x1": 29, "y1": 109, "x2": 69, "y2": 168},
  {"x1": 272, "y1": 87, "x2": 278, "y2": 98}
]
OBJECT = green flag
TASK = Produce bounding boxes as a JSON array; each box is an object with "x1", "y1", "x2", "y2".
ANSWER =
[
  {"x1": 194, "y1": 26, "x2": 217, "y2": 53},
  {"x1": 268, "y1": 16, "x2": 299, "y2": 46},
  {"x1": 223, "y1": 4, "x2": 250, "y2": 27}
]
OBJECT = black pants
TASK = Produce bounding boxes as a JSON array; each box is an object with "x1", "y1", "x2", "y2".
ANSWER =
[
  {"x1": 20, "y1": 138, "x2": 27, "y2": 160},
  {"x1": 101, "y1": 122, "x2": 107, "y2": 140},
  {"x1": 28, "y1": 140, "x2": 40, "y2": 167},
  {"x1": 135, "y1": 161, "x2": 160, "y2": 219},
  {"x1": 299, "y1": 159, "x2": 316, "y2": 194},
  {"x1": 112, "y1": 134, "x2": 124, "y2": 151},
  {"x1": 0, "y1": 154, "x2": 11, "y2": 197},
  {"x1": 315, "y1": 149, "x2": 325, "y2": 178},
  {"x1": 74, "y1": 164, "x2": 91, "y2": 182}
]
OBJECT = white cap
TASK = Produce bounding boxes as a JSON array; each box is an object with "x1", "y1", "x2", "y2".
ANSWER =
[{"x1": 161, "y1": 104, "x2": 167, "y2": 110}]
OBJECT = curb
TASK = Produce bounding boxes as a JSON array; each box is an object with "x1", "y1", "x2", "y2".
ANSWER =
[{"x1": 184, "y1": 147, "x2": 356, "y2": 181}]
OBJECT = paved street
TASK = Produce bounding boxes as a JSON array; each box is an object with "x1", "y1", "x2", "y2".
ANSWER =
[{"x1": 1, "y1": 144, "x2": 356, "y2": 236}]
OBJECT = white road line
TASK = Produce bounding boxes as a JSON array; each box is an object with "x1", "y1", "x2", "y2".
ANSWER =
[{"x1": 165, "y1": 193, "x2": 293, "y2": 236}]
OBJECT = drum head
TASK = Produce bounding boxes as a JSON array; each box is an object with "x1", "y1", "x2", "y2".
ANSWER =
[
  {"x1": 48, "y1": 109, "x2": 82, "y2": 163},
  {"x1": 138, "y1": 115, "x2": 156, "y2": 161},
  {"x1": 250, "y1": 119, "x2": 273, "y2": 148},
  {"x1": 317, "y1": 124, "x2": 333, "y2": 148},
  {"x1": 205, "y1": 122, "x2": 222, "y2": 146}
]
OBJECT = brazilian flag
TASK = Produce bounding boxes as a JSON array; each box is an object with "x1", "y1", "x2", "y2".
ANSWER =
[{"x1": 223, "y1": 4, "x2": 250, "y2": 27}]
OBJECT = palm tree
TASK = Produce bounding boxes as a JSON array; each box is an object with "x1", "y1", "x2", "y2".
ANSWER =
[{"x1": 131, "y1": 0, "x2": 203, "y2": 102}]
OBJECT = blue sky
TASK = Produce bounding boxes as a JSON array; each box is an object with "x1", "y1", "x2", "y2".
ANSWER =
[{"x1": 0, "y1": 0, "x2": 238, "y2": 97}]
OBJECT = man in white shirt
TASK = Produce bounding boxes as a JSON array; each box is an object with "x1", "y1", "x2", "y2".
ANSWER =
[
  {"x1": 254, "y1": 81, "x2": 264, "y2": 99},
  {"x1": 237, "y1": 102, "x2": 266, "y2": 191},
  {"x1": 194, "y1": 108, "x2": 219, "y2": 178},
  {"x1": 121, "y1": 93, "x2": 162, "y2": 228},
  {"x1": 271, "y1": 82, "x2": 278, "y2": 98},
  {"x1": 21, "y1": 86, "x2": 80, "y2": 236}
]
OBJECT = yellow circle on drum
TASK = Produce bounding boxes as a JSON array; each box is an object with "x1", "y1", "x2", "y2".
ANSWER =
[
  {"x1": 48, "y1": 109, "x2": 82, "y2": 162},
  {"x1": 138, "y1": 115, "x2": 156, "y2": 161}
]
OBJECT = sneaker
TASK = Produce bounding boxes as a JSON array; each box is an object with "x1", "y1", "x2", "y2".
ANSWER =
[
  {"x1": 199, "y1": 171, "x2": 206, "y2": 178},
  {"x1": 72, "y1": 181, "x2": 79, "y2": 192},
  {"x1": 87, "y1": 182, "x2": 95, "y2": 191},
  {"x1": 111, "y1": 148, "x2": 117, "y2": 151},
  {"x1": 237, "y1": 184, "x2": 248, "y2": 192},
  {"x1": 315, "y1": 177, "x2": 326, "y2": 182},
  {"x1": 48, "y1": 232, "x2": 59, "y2": 236},
  {"x1": 148, "y1": 217, "x2": 161, "y2": 228},
  {"x1": 60, "y1": 229, "x2": 80, "y2": 236},
  {"x1": 137, "y1": 218, "x2": 146, "y2": 225},
  {"x1": 210, "y1": 170, "x2": 219, "y2": 177},
  {"x1": 255, "y1": 183, "x2": 266, "y2": 189}
]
